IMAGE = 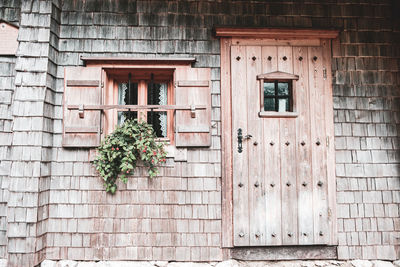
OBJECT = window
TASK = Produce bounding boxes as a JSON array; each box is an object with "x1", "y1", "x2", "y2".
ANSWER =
[
  {"x1": 104, "y1": 69, "x2": 174, "y2": 141},
  {"x1": 257, "y1": 71, "x2": 299, "y2": 118},
  {"x1": 118, "y1": 81, "x2": 171, "y2": 137},
  {"x1": 263, "y1": 81, "x2": 292, "y2": 112},
  {"x1": 62, "y1": 59, "x2": 212, "y2": 148}
]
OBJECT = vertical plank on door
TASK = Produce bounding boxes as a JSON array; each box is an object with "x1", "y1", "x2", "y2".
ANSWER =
[
  {"x1": 220, "y1": 37, "x2": 233, "y2": 248},
  {"x1": 261, "y1": 46, "x2": 282, "y2": 246},
  {"x1": 246, "y1": 46, "x2": 265, "y2": 245},
  {"x1": 321, "y1": 39, "x2": 337, "y2": 245},
  {"x1": 231, "y1": 45, "x2": 250, "y2": 246},
  {"x1": 277, "y1": 46, "x2": 298, "y2": 245},
  {"x1": 293, "y1": 47, "x2": 314, "y2": 244},
  {"x1": 308, "y1": 46, "x2": 330, "y2": 244}
]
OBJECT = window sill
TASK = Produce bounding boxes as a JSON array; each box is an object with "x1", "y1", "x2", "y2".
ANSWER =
[
  {"x1": 156, "y1": 137, "x2": 170, "y2": 143},
  {"x1": 89, "y1": 144, "x2": 187, "y2": 164},
  {"x1": 259, "y1": 111, "x2": 298, "y2": 118}
]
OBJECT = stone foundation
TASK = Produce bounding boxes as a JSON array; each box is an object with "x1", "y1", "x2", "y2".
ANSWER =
[{"x1": 37, "y1": 260, "x2": 400, "y2": 267}]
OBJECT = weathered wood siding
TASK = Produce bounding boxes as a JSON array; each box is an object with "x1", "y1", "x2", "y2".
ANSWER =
[
  {"x1": 0, "y1": 56, "x2": 15, "y2": 259},
  {"x1": 0, "y1": 0, "x2": 399, "y2": 265},
  {"x1": 0, "y1": 1, "x2": 21, "y2": 261}
]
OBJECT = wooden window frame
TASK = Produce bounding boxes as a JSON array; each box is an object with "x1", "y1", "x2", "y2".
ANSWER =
[
  {"x1": 257, "y1": 71, "x2": 299, "y2": 118},
  {"x1": 104, "y1": 70, "x2": 175, "y2": 143},
  {"x1": 80, "y1": 57, "x2": 196, "y2": 145},
  {"x1": 64, "y1": 58, "x2": 211, "y2": 151},
  {"x1": 217, "y1": 28, "x2": 339, "y2": 253},
  {"x1": 262, "y1": 80, "x2": 293, "y2": 112}
]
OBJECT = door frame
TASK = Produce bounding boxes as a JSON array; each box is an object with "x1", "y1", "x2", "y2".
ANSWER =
[{"x1": 217, "y1": 28, "x2": 339, "y2": 249}]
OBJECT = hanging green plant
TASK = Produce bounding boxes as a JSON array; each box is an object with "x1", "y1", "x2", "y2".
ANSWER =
[{"x1": 93, "y1": 119, "x2": 167, "y2": 194}]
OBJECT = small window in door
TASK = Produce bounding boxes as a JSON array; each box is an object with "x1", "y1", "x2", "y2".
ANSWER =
[
  {"x1": 263, "y1": 81, "x2": 292, "y2": 112},
  {"x1": 257, "y1": 71, "x2": 299, "y2": 118}
]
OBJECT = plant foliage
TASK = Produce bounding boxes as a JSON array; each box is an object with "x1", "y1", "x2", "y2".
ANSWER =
[{"x1": 93, "y1": 119, "x2": 167, "y2": 194}]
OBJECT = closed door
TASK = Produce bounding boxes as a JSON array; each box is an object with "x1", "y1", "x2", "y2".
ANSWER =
[{"x1": 231, "y1": 43, "x2": 335, "y2": 246}]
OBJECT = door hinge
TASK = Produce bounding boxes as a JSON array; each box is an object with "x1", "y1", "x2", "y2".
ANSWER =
[
  {"x1": 326, "y1": 136, "x2": 329, "y2": 147},
  {"x1": 323, "y1": 68, "x2": 327, "y2": 80},
  {"x1": 101, "y1": 82, "x2": 104, "y2": 88}
]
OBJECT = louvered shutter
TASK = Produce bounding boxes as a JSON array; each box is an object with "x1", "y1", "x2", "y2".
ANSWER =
[
  {"x1": 175, "y1": 67, "x2": 211, "y2": 147},
  {"x1": 63, "y1": 67, "x2": 102, "y2": 147}
]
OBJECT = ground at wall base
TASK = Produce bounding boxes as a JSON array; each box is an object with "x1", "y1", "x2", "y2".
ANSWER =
[{"x1": 34, "y1": 259, "x2": 400, "y2": 267}]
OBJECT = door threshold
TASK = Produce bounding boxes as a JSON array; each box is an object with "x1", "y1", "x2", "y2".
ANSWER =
[{"x1": 231, "y1": 245, "x2": 337, "y2": 261}]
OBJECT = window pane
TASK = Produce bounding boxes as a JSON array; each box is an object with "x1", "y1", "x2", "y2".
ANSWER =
[
  {"x1": 147, "y1": 83, "x2": 168, "y2": 137},
  {"x1": 264, "y1": 82, "x2": 275, "y2": 96},
  {"x1": 147, "y1": 111, "x2": 167, "y2": 138},
  {"x1": 264, "y1": 98, "x2": 275, "y2": 111},
  {"x1": 118, "y1": 111, "x2": 137, "y2": 125},
  {"x1": 148, "y1": 83, "x2": 168, "y2": 105},
  {"x1": 118, "y1": 82, "x2": 138, "y2": 125},
  {"x1": 278, "y1": 98, "x2": 289, "y2": 112},
  {"x1": 119, "y1": 82, "x2": 138, "y2": 105},
  {"x1": 278, "y1": 82, "x2": 289, "y2": 96}
]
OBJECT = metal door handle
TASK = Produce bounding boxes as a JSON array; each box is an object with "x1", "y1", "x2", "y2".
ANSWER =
[
  {"x1": 244, "y1": 134, "x2": 252, "y2": 139},
  {"x1": 237, "y1": 128, "x2": 243, "y2": 153}
]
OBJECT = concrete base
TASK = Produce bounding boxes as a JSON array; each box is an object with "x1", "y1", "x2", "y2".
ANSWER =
[{"x1": 38, "y1": 260, "x2": 399, "y2": 267}]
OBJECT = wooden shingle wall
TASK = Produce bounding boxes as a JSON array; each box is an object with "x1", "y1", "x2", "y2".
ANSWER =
[
  {"x1": 0, "y1": 0, "x2": 21, "y2": 261},
  {"x1": 0, "y1": 0, "x2": 20, "y2": 26},
  {"x1": 0, "y1": 56, "x2": 15, "y2": 259},
  {"x1": 4, "y1": 0, "x2": 61, "y2": 266},
  {"x1": 332, "y1": 12, "x2": 400, "y2": 259},
  {"x1": 47, "y1": 0, "x2": 223, "y2": 262},
  {"x1": 0, "y1": 0, "x2": 399, "y2": 264}
]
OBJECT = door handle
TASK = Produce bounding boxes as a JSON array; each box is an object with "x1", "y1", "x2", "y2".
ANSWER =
[
  {"x1": 237, "y1": 129, "x2": 252, "y2": 153},
  {"x1": 237, "y1": 128, "x2": 243, "y2": 153}
]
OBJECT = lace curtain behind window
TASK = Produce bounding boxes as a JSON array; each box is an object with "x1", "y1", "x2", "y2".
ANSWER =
[
  {"x1": 118, "y1": 83, "x2": 127, "y2": 124},
  {"x1": 117, "y1": 81, "x2": 167, "y2": 137},
  {"x1": 158, "y1": 83, "x2": 167, "y2": 137}
]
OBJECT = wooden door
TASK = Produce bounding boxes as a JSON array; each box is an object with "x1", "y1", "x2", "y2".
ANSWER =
[{"x1": 231, "y1": 41, "x2": 335, "y2": 246}]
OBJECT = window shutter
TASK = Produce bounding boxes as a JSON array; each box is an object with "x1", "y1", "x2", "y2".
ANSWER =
[
  {"x1": 63, "y1": 67, "x2": 102, "y2": 147},
  {"x1": 175, "y1": 67, "x2": 211, "y2": 147}
]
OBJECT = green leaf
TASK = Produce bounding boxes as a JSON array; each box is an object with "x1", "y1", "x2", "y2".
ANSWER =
[{"x1": 92, "y1": 119, "x2": 167, "y2": 194}]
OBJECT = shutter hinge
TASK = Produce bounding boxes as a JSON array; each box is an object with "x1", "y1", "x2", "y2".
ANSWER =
[
  {"x1": 326, "y1": 136, "x2": 329, "y2": 147},
  {"x1": 190, "y1": 105, "x2": 196, "y2": 118},
  {"x1": 323, "y1": 68, "x2": 327, "y2": 80},
  {"x1": 78, "y1": 104, "x2": 84, "y2": 118}
]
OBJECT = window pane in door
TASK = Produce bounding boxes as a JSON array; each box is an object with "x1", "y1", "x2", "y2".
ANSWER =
[
  {"x1": 264, "y1": 98, "x2": 275, "y2": 111},
  {"x1": 278, "y1": 98, "x2": 289, "y2": 112},
  {"x1": 118, "y1": 82, "x2": 138, "y2": 125},
  {"x1": 278, "y1": 82, "x2": 289, "y2": 96},
  {"x1": 264, "y1": 82, "x2": 275, "y2": 96}
]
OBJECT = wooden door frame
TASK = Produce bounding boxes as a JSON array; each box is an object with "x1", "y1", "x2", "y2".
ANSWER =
[{"x1": 217, "y1": 28, "x2": 339, "y2": 249}]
